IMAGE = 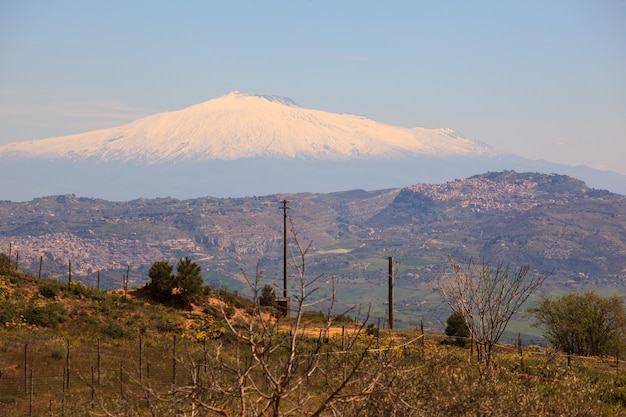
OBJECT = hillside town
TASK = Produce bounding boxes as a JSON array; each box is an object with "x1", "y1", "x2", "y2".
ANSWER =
[{"x1": 408, "y1": 173, "x2": 585, "y2": 212}]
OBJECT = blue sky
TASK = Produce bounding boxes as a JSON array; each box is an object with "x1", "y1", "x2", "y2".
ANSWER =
[{"x1": 1, "y1": 1, "x2": 625, "y2": 174}]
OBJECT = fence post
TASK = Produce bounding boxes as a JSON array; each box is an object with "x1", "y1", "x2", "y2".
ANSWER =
[
  {"x1": 518, "y1": 332, "x2": 525, "y2": 372},
  {"x1": 28, "y1": 369, "x2": 33, "y2": 417},
  {"x1": 91, "y1": 366, "x2": 95, "y2": 410},
  {"x1": 172, "y1": 335, "x2": 177, "y2": 386},
  {"x1": 24, "y1": 343, "x2": 28, "y2": 396},
  {"x1": 139, "y1": 334, "x2": 143, "y2": 382},
  {"x1": 62, "y1": 368, "x2": 66, "y2": 416},
  {"x1": 420, "y1": 320, "x2": 425, "y2": 359},
  {"x1": 97, "y1": 338, "x2": 101, "y2": 386},
  {"x1": 146, "y1": 362, "x2": 151, "y2": 402},
  {"x1": 65, "y1": 339, "x2": 71, "y2": 389},
  {"x1": 203, "y1": 337, "x2": 208, "y2": 372}
]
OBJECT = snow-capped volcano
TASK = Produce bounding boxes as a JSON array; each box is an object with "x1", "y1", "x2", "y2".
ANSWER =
[
  {"x1": 1, "y1": 92, "x2": 624, "y2": 202},
  {"x1": 0, "y1": 92, "x2": 494, "y2": 163}
]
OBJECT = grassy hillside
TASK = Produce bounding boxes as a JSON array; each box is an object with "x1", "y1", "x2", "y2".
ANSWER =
[{"x1": 2, "y1": 269, "x2": 626, "y2": 416}]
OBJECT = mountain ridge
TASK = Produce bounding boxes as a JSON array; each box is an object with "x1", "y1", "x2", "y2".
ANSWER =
[{"x1": 1, "y1": 171, "x2": 624, "y2": 326}]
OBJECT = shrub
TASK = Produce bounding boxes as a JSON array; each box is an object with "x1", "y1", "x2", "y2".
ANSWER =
[
  {"x1": 365, "y1": 323, "x2": 379, "y2": 338},
  {"x1": 531, "y1": 292, "x2": 626, "y2": 356},
  {"x1": 444, "y1": 311, "x2": 470, "y2": 347},
  {"x1": 157, "y1": 321, "x2": 180, "y2": 333},
  {"x1": 259, "y1": 284, "x2": 277, "y2": 308},
  {"x1": 102, "y1": 321, "x2": 126, "y2": 339},
  {"x1": 332, "y1": 314, "x2": 355, "y2": 324},
  {"x1": 39, "y1": 283, "x2": 59, "y2": 299},
  {"x1": 65, "y1": 280, "x2": 95, "y2": 298},
  {"x1": 0, "y1": 300, "x2": 16, "y2": 323},
  {"x1": 22, "y1": 303, "x2": 68, "y2": 328}
]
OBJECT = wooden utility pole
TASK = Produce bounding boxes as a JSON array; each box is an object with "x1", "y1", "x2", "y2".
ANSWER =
[
  {"x1": 276, "y1": 199, "x2": 291, "y2": 317},
  {"x1": 281, "y1": 199, "x2": 290, "y2": 298},
  {"x1": 124, "y1": 263, "x2": 130, "y2": 295},
  {"x1": 388, "y1": 256, "x2": 394, "y2": 330}
]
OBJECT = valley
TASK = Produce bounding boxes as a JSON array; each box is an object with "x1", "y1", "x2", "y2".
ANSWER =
[{"x1": 1, "y1": 171, "x2": 625, "y2": 335}]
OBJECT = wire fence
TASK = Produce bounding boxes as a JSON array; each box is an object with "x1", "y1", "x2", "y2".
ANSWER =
[
  {"x1": 0, "y1": 334, "x2": 207, "y2": 416},
  {"x1": 1, "y1": 329, "x2": 624, "y2": 416}
]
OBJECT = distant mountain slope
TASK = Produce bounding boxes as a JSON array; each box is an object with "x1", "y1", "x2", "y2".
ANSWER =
[
  {"x1": 0, "y1": 172, "x2": 624, "y2": 331},
  {"x1": 366, "y1": 172, "x2": 626, "y2": 281},
  {"x1": 0, "y1": 92, "x2": 493, "y2": 163}
]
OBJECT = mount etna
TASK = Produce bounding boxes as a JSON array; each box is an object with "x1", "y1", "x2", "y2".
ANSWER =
[{"x1": 0, "y1": 92, "x2": 624, "y2": 201}]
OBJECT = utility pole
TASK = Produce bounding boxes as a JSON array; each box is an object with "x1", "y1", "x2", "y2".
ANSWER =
[
  {"x1": 7, "y1": 242, "x2": 11, "y2": 273},
  {"x1": 388, "y1": 256, "x2": 394, "y2": 330},
  {"x1": 124, "y1": 264, "x2": 130, "y2": 296},
  {"x1": 281, "y1": 199, "x2": 290, "y2": 298},
  {"x1": 276, "y1": 199, "x2": 291, "y2": 317}
]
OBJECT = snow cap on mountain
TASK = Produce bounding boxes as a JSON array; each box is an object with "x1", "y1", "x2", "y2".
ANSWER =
[{"x1": 0, "y1": 92, "x2": 495, "y2": 163}]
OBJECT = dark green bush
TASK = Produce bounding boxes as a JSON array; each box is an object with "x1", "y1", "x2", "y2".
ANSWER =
[
  {"x1": 332, "y1": 313, "x2": 355, "y2": 324},
  {"x1": 39, "y1": 282, "x2": 60, "y2": 299},
  {"x1": 102, "y1": 321, "x2": 126, "y2": 339},
  {"x1": 365, "y1": 323, "x2": 379, "y2": 338},
  {"x1": 443, "y1": 311, "x2": 470, "y2": 347},
  {"x1": 22, "y1": 303, "x2": 68, "y2": 328},
  {"x1": 0, "y1": 300, "x2": 16, "y2": 323},
  {"x1": 157, "y1": 321, "x2": 180, "y2": 333},
  {"x1": 259, "y1": 285, "x2": 277, "y2": 308}
]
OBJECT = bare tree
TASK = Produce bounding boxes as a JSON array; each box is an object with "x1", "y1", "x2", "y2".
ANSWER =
[
  {"x1": 439, "y1": 256, "x2": 549, "y2": 368},
  {"x1": 138, "y1": 220, "x2": 399, "y2": 416}
]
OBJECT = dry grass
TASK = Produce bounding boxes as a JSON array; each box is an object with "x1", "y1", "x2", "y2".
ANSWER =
[{"x1": 1, "y1": 272, "x2": 626, "y2": 416}]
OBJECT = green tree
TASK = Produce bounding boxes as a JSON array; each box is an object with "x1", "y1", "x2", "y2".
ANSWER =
[
  {"x1": 259, "y1": 284, "x2": 277, "y2": 307},
  {"x1": 444, "y1": 311, "x2": 470, "y2": 347},
  {"x1": 530, "y1": 292, "x2": 626, "y2": 356},
  {"x1": 176, "y1": 256, "x2": 203, "y2": 304},
  {"x1": 148, "y1": 261, "x2": 175, "y2": 298}
]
